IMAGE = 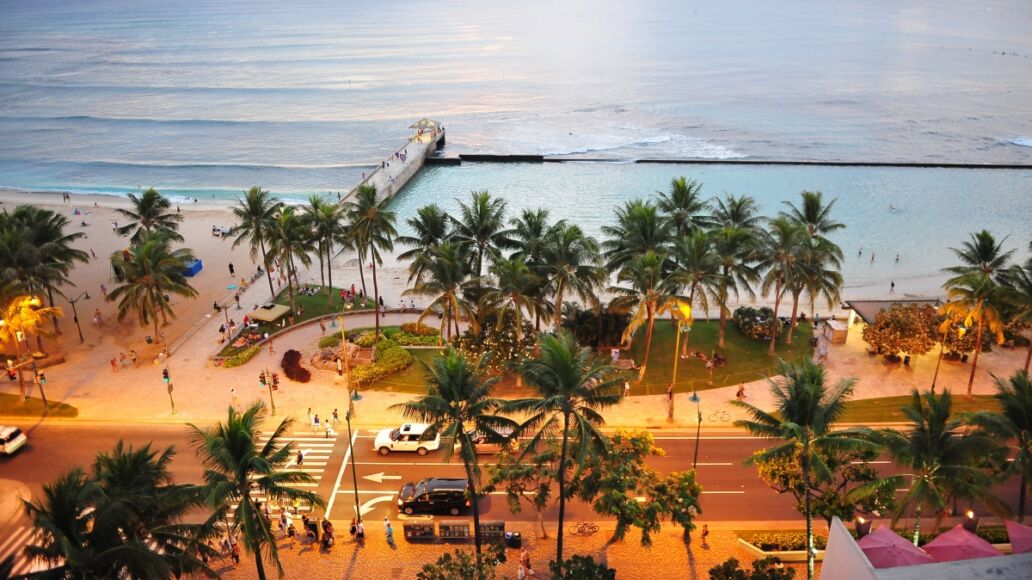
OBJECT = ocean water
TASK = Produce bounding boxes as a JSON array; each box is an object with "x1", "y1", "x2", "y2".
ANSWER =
[
  {"x1": 391, "y1": 162, "x2": 1032, "y2": 294},
  {"x1": 1, "y1": 0, "x2": 1031, "y2": 200}
]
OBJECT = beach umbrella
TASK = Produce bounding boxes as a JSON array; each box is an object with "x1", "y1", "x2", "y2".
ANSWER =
[
  {"x1": 922, "y1": 524, "x2": 1002, "y2": 562},
  {"x1": 1005, "y1": 520, "x2": 1032, "y2": 554},
  {"x1": 857, "y1": 525, "x2": 935, "y2": 568},
  {"x1": 409, "y1": 118, "x2": 440, "y2": 130}
]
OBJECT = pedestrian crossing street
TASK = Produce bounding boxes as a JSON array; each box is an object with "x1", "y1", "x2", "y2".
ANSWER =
[
  {"x1": 0, "y1": 522, "x2": 49, "y2": 577},
  {"x1": 227, "y1": 430, "x2": 339, "y2": 524}
]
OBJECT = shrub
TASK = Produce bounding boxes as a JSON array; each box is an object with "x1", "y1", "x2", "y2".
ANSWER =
[
  {"x1": 315, "y1": 332, "x2": 340, "y2": 344},
  {"x1": 354, "y1": 331, "x2": 378, "y2": 348},
  {"x1": 394, "y1": 332, "x2": 441, "y2": 347},
  {"x1": 733, "y1": 306, "x2": 783, "y2": 342},
  {"x1": 710, "y1": 557, "x2": 795, "y2": 580},
  {"x1": 401, "y1": 322, "x2": 439, "y2": 336},
  {"x1": 739, "y1": 531, "x2": 827, "y2": 551},
  {"x1": 861, "y1": 303, "x2": 938, "y2": 358},
  {"x1": 280, "y1": 349, "x2": 312, "y2": 383},
  {"x1": 382, "y1": 327, "x2": 401, "y2": 339},
  {"x1": 222, "y1": 345, "x2": 262, "y2": 368},
  {"x1": 348, "y1": 338, "x2": 413, "y2": 386},
  {"x1": 549, "y1": 555, "x2": 616, "y2": 580}
]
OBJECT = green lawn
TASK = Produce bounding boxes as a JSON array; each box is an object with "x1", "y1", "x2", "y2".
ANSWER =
[
  {"x1": 362, "y1": 348, "x2": 443, "y2": 393},
  {"x1": 219, "y1": 285, "x2": 376, "y2": 357},
  {"x1": 0, "y1": 393, "x2": 78, "y2": 417},
  {"x1": 625, "y1": 319, "x2": 814, "y2": 395},
  {"x1": 839, "y1": 395, "x2": 1000, "y2": 423}
]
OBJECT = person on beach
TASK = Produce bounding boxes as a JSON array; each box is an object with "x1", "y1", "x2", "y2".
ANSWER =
[
  {"x1": 119, "y1": 352, "x2": 129, "y2": 369},
  {"x1": 90, "y1": 248, "x2": 96, "y2": 259},
  {"x1": 100, "y1": 284, "x2": 107, "y2": 296},
  {"x1": 336, "y1": 357, "x2": 343, "y2": 376},
  {"x1": 110, "y1": 356, "x2": 118, "y2": 372},
  {"x1": 895, "y1": 254, "x2": 900, "y2": 263},
  {"x1": 857, "y1": 246, "x2": 862, "y2": 257},
  {"x1": 736, "y1": 384, "x2": 746, "y2": 401},
  {"x1": 890, "y1": 281, "x2": 895, "y2": 294},
  {"x1": 228, "y1": 262, "x2": 235, "y2": 276},
  {"x1": 624, "y1": 380, "x2": 631, "y2": 398},
  {"x1": 129, "y1": 349, "x2": 138, "y2": 367},
  {"x1": 94, "y1": 308, "x2": 103, "y2": 324},
  {"x1": 870, "y1": 253, "x2": 875, "y2": 263}
]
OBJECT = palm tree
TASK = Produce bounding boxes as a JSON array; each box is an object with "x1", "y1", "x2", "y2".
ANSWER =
[
  {"x1": 945, "y1": 230, "x2": 1015, "y2": 280},
  {"x1": 397, "y1": 204, "x2": 451, "y2": 284},
  {"x1": 267, "y1": 206, "x2": 312, "y2": 315},
  {"x1": 0, "y1": 295, "x2": 62, "y2": 398},
  {"x1": 733, "y1": 359, "x2": 870, "y2": 579},
  {"x1": 1000, "y1": 258, "x2": 1032, "y2": 372},
  {"x1": 509, "y1": 208, "x2": 555, "y2": 265},
  {"x1": 668, "y1": 230, "x2": 720, "y2": 357},
  {"x1": 404, "y1": 241, "x2": 477, "y2": 342},
  {"x1": 944, "y1": 272, "x2": 1007, "y2": 395},
  {"x1": 344, "y1": 184, "x2": 397, "y2": 337},
  {"x1": 600, "y1": 199, "x2": 672, "y2": 271},
  {"x1": 108, "y1": 236, "x2": 197, "y2": 343},
  {"x1": 303, "y1": 196, "x2": 330, "y2": 292},
  {"x1": 540, "y1": 222, "x2": 605, "y2": 329},
  {"x1": 504, "y1": 332, "x2": 623, "y2": 575},
  {"x1": 304, "y1": 196, "x2": 348, "y2": 305},
  {"x1": 656, "y1": 176, "x2": 710, "y2": 239},
  {"x1": 480, "y1": 257, "x2": 543, "y2": 346},
  {"x1": 757, "y1": 217, "x2": 805, "y2": 355},
  {"x1": 0, "y1": 207, "x2": 88, "y2": 334},
  {"x1": 450, "y1": 191, "x2": 513, "y2": 279},
  {"x1": 965, "y1": 371, "x2": 1032, "y2": 522},
  {"x1": 790, "y1": 235, "x2": 844, "y2": 343},
  {"x1": 780, "y1": 190, "x2": 845, "y2": 238},
  {"x1": 857, "y1": 390, "x2": 1001, "y2": 546},
  {"x1": 706, "y1": 226, "x2": 759, "y2": 348},
  {"x1": 116, "y1": 188, "x2": 184, "y2": 244},
  {"x1": 189, "y1": 402, "x2": 325, "y2": 580},
  {"x1": 23, "y1": 443, "x2": 216, "y2": 579},
  {"x1": 711, "y1": 193, "x2": 763, "y2": 231},
  {"x1": 391, "y1": 349, "x2": 517, "y2": 578},
  {"x1": 609, "y1": 250, "x2": 688, "y2": 381},
  {"x1": 232, "y1": 186, "x2": 282, "y2": 298}
]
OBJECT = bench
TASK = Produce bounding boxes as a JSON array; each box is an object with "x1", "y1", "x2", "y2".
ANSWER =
[{"x1": 438, "y1": 520, "x2": 471, "y2": 540}]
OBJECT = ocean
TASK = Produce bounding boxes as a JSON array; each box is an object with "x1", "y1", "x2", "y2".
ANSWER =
[{"x1": 1, "y1": 0, "x2": 1031, "y2": 201}]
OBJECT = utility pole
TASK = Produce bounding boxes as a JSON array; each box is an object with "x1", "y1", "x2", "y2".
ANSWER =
[{"x1": 67, "y1": 291, "x2": 90, "y2": 344}]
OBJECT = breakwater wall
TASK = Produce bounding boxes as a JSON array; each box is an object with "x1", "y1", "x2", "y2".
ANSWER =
[{"x1": 425, "y1": 154, "x2": 1032, "y2": 170}]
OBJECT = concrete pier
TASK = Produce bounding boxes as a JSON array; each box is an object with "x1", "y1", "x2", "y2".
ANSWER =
[{"x1": 344, "y1": 119, "x2": 445, "y2": 203}]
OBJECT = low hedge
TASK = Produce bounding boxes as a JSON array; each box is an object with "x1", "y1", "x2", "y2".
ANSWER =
[
  {"x1": 349, "y1": 338, "x2": 414, "y2": 386},
  {"x1": 222, "y1": 345, "x2": 262, "y2": 368},
  {"x1": 317, "y1": 326, "x2": 441, "y2": 350},
  {"x1": 400, "y1": 322, "x2": 438, "y2": 336},
  {"x1": 318, "y1": 334, "x2": 342, "y2": 348},
  {"x1": 740, "y1": 525, "x2": 1010, "y2": 551}
]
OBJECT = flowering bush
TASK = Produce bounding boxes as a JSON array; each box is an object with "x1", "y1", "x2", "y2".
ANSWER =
[
  {"x1": 354, "y1": 331, "x2": 378, "y2": 348},
  {"x1": 733, "y1": 306, "x2": 783, "y2": 342},
  {"x1": 456, "y1": 312, "x2": 535, "y2": 376},
  {"x1": 280, "y1": 349, "x2": 311, "y2": 383},
  {"x1": 348, "y1": 337, "x2": 414, "y2": 386},
  {"x1": 400, "y1": 322, "x2": 439, "y2": 336},
  {"x1": 222, "y1": 345, "x2": 262, "y2": 368}
]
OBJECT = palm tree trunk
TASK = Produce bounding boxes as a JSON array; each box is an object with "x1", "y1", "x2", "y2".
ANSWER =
[
  {"x1": 463, "y1": 460, "x2": 484, "y2": 577},
  {"x1": 372, "y1": 258, "x2": 381, "y2": 338},
  {"x1": 913, "y1": 504, "x2": 922, "y2": 546},
  {"x1": 317, "y1": 243, "x2": 326, "y2": 292},
  {"x1": 326, "y1": 245, "x2": 334, "y2": 306},
  {"x1": 253, "y1": 539, "x2": 267, "y2": 580},
  {"x1": 536, "y1": 508, "x2": 548, "y2": 538},
  {"x1": 260, "y1": 236, "x2": 275, "y2": 299},
  {"x1": 639, "y1": 308, "x2": 656, "y2": 383},
  {"x1": 967, "y1": 313, "x2": 985, "y2": 395},
  {"x1": 718, "y1": 303, "x2": 728, "y2": 349},
  {"x1": 46, "y1": 288, "x2": 61, "y2": 335},
  {"x1": 787, "y1": 291, "x2": 801, "y2": 344},
  {"x1": 552, "y1": 283, "x2": 566, "y2": 330},
  {"x1": 802, "y1": 451, "x2": 815, "y2": 580},
  {"x1": 286, "y1": 256, "x2": 297, "y2": 314},
  {"x1": 1019, "y1": 471, "x2": 1027, "y2": 523},
  {"x1": 769, "y1": 279, "x2": 783, "y2": 356},
  {"x1": 357, "y1": 249, "x2": 368, "y2": 297},
  {"x1": 556, "y1": 413, "x2": 571, "y2": 574}
]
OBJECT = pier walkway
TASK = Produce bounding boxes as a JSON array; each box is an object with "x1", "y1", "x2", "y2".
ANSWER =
[{"x1": 344, "y1": 118, "x2": 445, "y2": 203}]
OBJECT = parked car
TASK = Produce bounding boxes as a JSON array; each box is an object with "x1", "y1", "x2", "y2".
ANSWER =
[
  {"x1": 374, "y1": 423, "x2": 441, "y2": 456},
  {"x1": 455, "y1": 428, "x2": 516, "y2": 455},
  {"x1": 397, "y1": 478, "x2": 471, "y2": 515},
  {"x1": 0, "y1": 426, "x2": 27, "y2": 455}
]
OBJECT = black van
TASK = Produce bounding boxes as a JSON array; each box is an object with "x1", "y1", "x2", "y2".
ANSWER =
[{"x1": 397, "y1": 478, "x2": 471, "y2": 515}]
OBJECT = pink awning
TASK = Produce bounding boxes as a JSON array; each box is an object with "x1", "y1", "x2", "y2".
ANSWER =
[
  {"x1": 857, "y1": 525, "x2": 935, "y2": 568},
  {"x1": 922, "y1": 525, "x2": 1002, "y2": 562},
  {"x1": 1006, "y1": 519, "x2": 1032, "y2": 554}
]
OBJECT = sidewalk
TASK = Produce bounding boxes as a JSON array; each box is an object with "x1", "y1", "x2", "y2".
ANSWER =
[{"x1": 216, "y1": 522, "x2": 810, "y2": 580}]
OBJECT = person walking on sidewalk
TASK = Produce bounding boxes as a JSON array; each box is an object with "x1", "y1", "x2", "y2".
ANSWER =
[
  {"x1": 520, "y1": 547, "x2": 536, "y2": 576},
  {"x1": 384, "y1": 517, "x2": 394, "y2": 545},
  {"x1": 296, "y1": 449, "x2": 304, "y2": 468},
  {"x1": 623, "y1": 380, "x2": 631, "y2": 398}
]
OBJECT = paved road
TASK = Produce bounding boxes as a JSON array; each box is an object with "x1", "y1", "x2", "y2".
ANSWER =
[{"x1": 0, "y1": 421, "x2": 1022, "y2": 573}]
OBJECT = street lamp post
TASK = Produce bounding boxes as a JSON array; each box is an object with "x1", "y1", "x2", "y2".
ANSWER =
[
  {"x1": 163, "y1": 366, "x2": 176, "y2": 415},
  {"x1": 1, "y1": 319, "x2": 27, "y2": 398},
  {"x1": 265, "y1": 367, "x2": 277, "y2": 415},
  {"x1": 690, "y1": 390, "x2": 702, "y2": 470},
  {"x1": 67, "y1": 291, "x2": 90, "y2": 344},
  {"x1": 31, "y1": 358, "x2": 48, "y2": 411},
  {"x1": 338, "y1": 305, "x2": 359, "y2": 404},
  {"x1": 345, "y1": 408, "x2": 362, "y2": 524}
]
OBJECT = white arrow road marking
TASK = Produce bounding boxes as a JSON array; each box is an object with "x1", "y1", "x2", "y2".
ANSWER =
[
  {"x1": 356, "y1": 495, "x2": 397, "y2": 516},
  {"x1": 362, "y1": 472, "x2": 402, "y2": 483}
]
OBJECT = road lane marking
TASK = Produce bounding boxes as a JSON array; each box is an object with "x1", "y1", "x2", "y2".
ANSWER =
[
  {"x1": 363, "y1": 472, "x2": 403, "y2": 483},
  {"x1": 358, "y1": 495, "x2": 397, "y2": 516},
  {"x1": 351, "y1": 461, "x2": 494, "y2": 466},
  {"x1": 0, "y1": 525, "x2": 31, "y2": 560},
  {"x1": 337, "y1": 490, "x2": 400, "y2": 495},
  {"x1": 325, "y1": 427, "x2": 359, "y2": 519}
]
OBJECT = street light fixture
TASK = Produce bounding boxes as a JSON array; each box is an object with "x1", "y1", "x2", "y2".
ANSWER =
[{"x1": 67, "y1": 291, "x2": 90, "y2": 344}]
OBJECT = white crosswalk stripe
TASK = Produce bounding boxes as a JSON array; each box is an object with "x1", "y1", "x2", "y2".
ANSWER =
[
  {"x1": 221, "y1": 434, "x2": 340, "y2": 526},
  {"x1": 0, "y1": 525, "x2": 53, "y2": 576}
]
